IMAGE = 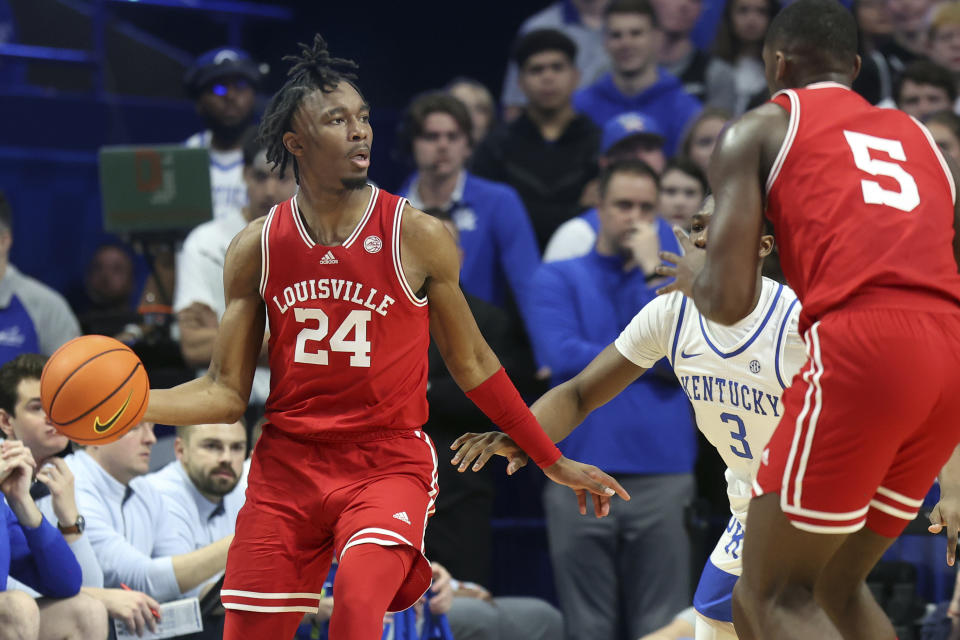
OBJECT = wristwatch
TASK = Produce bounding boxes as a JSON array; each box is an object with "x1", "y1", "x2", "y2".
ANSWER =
[{"x1": 57, "y1": 515, "x2": 85, "y2": 535}]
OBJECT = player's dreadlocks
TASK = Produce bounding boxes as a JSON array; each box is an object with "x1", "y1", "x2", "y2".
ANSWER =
[{"x1": 258, "y1": 34, "x2": 361, "y2": 183}]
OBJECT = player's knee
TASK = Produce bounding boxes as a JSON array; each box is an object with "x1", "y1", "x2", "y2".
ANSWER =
[
  {"x1": 772, "y1": 582, "x2": 819, "y2": 616},
  {"x1": 813, "y1": 576, "x2": 865, "y2": 615},
  {"x1": 62, "y1": 592, "x2": 109, "y2": 640},
  {"x1": 731, "y1": 579, "x2": 752, "y2": 618},
  {"x1": 732, "y1": 576, "x2": 761, "y2": 606},
  {"x1": 733, "y1": 577, "x2": 818, "y2": 629},
  {"x1": 732, "y1": 575, "x2": 775, "y2": 619},
  {"x1": 0, "y1": 591, "x2": 40, "y2": 640},
  {"x1": 335, "y1": 544, "x2": 412, "y2": 605},
  {"x1": 225, "y1": 609, "x2": 304, "y2": 640}
]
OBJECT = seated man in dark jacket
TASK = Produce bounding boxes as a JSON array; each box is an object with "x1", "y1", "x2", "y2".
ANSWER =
[{"x1": 420, "y1": 208, "x2": 541, "y2": 589}]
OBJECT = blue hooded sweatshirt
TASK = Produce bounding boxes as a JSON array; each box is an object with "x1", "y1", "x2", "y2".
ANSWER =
[{"x1": 573, "y1": 69, "x2": 702, "y2": 156}]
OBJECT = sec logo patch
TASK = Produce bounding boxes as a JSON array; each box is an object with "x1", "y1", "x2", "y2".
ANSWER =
[{"x1": 364, "y1": 235, "x2": 383, "y2": 254}]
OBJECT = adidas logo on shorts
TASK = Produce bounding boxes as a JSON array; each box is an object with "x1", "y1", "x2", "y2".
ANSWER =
[
  {"x1": 319, "y1": 251, "x2": 338, "y2": 264},
  {"x1": 392, "y1": 511, "x2": 411, "y2": 525}
]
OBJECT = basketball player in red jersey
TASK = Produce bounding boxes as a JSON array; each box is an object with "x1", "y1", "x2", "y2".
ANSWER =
[
  {"x1": 141, "y1": 36, "x2": 629, "y2": 640},
  {"x1": 686, "y1": 1, "x2": 960, "y2": 639}
]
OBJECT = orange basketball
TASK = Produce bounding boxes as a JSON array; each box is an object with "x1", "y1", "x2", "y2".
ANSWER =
[{"x1": 40, "y1": 335, "x2": 150, "y2": 445}]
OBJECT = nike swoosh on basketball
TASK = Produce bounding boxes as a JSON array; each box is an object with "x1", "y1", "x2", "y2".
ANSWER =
[
  {"x1": 93, "y1": 391, "x2": 133, "y2": 434},
  {"x1": 680, "y1": 350, "x2": 702, "y2": 359}
]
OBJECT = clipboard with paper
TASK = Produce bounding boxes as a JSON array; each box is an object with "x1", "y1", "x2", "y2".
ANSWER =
[{"x1": 114, "y1": 597, "x2": 203, "y2": 640}]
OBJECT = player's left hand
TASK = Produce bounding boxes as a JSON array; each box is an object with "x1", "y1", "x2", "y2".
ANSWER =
[
  {"x1": 655, "y1": 226, "x2": 705, "y2": 298},
  {"x1": 542, "y1": 456, "x2": 630, "y2": 518},
  {"x1": 929, "y1": 494, "x2": 960, "y2": 566},
  {"x1": 450, "y1": 432, "x2": 529, "y2": 475}
]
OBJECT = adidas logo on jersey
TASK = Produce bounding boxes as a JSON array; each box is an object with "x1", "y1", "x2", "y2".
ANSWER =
[
  {"x1": 392, "y1": 511, "x2": 411, "y2": 525},
  {"x1": 318, "y1": 251, "x2": 338, "y2": 264}
]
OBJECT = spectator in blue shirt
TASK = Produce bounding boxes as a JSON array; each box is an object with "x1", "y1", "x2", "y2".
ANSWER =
[
  {"x1": 544, "y1": 111, "x2": 677, "y2": 262},
  {"x1": 0, "y1": 191, "x2": 80, "y2": 366},
  {"x1": 70, "y1": 422, "x2": 233, "y2": 604},
  {"x1": 577, "y1": 110, "x2": 669, "y2": 214},
  {"x1": 398, "y1": 92, "x2": 541, "y2": 322},
  {"x1": 0, "y1": 439, "x2": 109, "y2": 640},
  {"x1": 573, "y1": 0, "x2": 702, "y2": 156},
  {"x1": 145, "y1": 421, "x2": 247, "y2": 555},
  {"x1": 0, "y1": 354, "x2": 160, "y2": 636},
  {"x1": 144, "y1": 421, "x2": 247, "y2": 639},
  {"x1": 0, "y1": 356, "x2": 97, "y2": 587},
  {"x1": 528, "y1": 159, "x2": 696, "y2": 639}
]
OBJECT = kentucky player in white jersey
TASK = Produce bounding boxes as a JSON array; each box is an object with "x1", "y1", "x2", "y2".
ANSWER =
[{"x1": 452, "y1": 196, "x2": 807, "y2": 640}]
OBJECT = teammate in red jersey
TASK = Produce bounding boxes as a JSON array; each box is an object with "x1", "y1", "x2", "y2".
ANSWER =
[
  {"x1": 688, "y1": 1, "x2": 960, "y2": 639},
  {"x1": 141, "y1": 36, "x2": 629, "y2": 640}
]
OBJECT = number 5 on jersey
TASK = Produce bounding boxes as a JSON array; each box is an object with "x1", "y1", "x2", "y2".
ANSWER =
[
  {"x1": 294, "y1": 307, "x2": 372, "y2": 367},
  {"x1": 843, "y1": 130, "x2": 920, "y2": 213}
]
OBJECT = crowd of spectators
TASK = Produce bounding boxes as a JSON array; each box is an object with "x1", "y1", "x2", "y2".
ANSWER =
[{"x1": 5, "y1": 0, "x2": 960, "y2": 639}]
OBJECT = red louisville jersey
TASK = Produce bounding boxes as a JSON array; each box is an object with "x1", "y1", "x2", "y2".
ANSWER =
[
  {"x1": 766, "y1": 82, "x2": 960, "y2": 331},
  {"x1": 259, "y1": 186, "x2": 429, "y2": 438}
]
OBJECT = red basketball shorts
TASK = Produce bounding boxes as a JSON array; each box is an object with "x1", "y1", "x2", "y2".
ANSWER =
[
  {"x1": 754, "y1": 307, "x2": 960, "y2": 537},
  {"x1": 220, "y1": 425, "x2": 438, "y2": 614}
]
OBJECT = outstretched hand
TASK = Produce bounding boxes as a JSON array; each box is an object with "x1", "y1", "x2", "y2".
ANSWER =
[
  {"x1": 542, "y1": 457, "x2": 630, "y2": 518},
  {"x1": 451, "y1": 434, "x2": 630, "y2": 517},
  {"x1": 451, "y1": 432, "x2": 529, "y2": 476},
  {"x1": 930, "y1": 494, "x2": 960, "y2": 566},
  {"x1": 655, "y1": 226, "x2": 705, "y2": 298}
]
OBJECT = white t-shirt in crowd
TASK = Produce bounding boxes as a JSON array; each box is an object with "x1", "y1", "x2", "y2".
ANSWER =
[{"x1": 174, "y1": 213, "x2": 270, "y2": 405}]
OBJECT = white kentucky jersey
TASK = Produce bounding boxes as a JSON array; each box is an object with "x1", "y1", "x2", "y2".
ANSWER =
[
  {"x1": 185, "y1": 130, "x2": 247, "y2": 222},
  {"x1": 615, "y1": 277, "x2": 807, "y2": 526}
]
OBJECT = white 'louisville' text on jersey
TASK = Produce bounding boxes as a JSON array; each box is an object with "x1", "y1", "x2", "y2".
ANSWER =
[{"x1": 615, "y1": 277, "x2": 807, "y2": 527}]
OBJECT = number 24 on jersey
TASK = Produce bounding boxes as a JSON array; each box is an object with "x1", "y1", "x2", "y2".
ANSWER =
[{"x1": 293, "y1": 307, "x2": 372, "y2": 368}]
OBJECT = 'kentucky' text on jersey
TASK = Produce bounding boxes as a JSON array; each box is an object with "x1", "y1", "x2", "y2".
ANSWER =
[
  {"x1": 259, "y1": 187, "x2": 429, "y2": 437},
  {"x1": 615, "y1": 278, "x2": 806, "y2": 526}
]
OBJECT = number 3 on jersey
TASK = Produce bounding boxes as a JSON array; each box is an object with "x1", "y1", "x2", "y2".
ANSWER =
[
  {"x1": 721, "y1": 412, "x2": 753, "y2": 460},
  {"x1": 843, "y1": 130, "x2": 920, "y2": 213},
  {"x1": 293, "y1": 307, "x2": 372, "y2": 367}
]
